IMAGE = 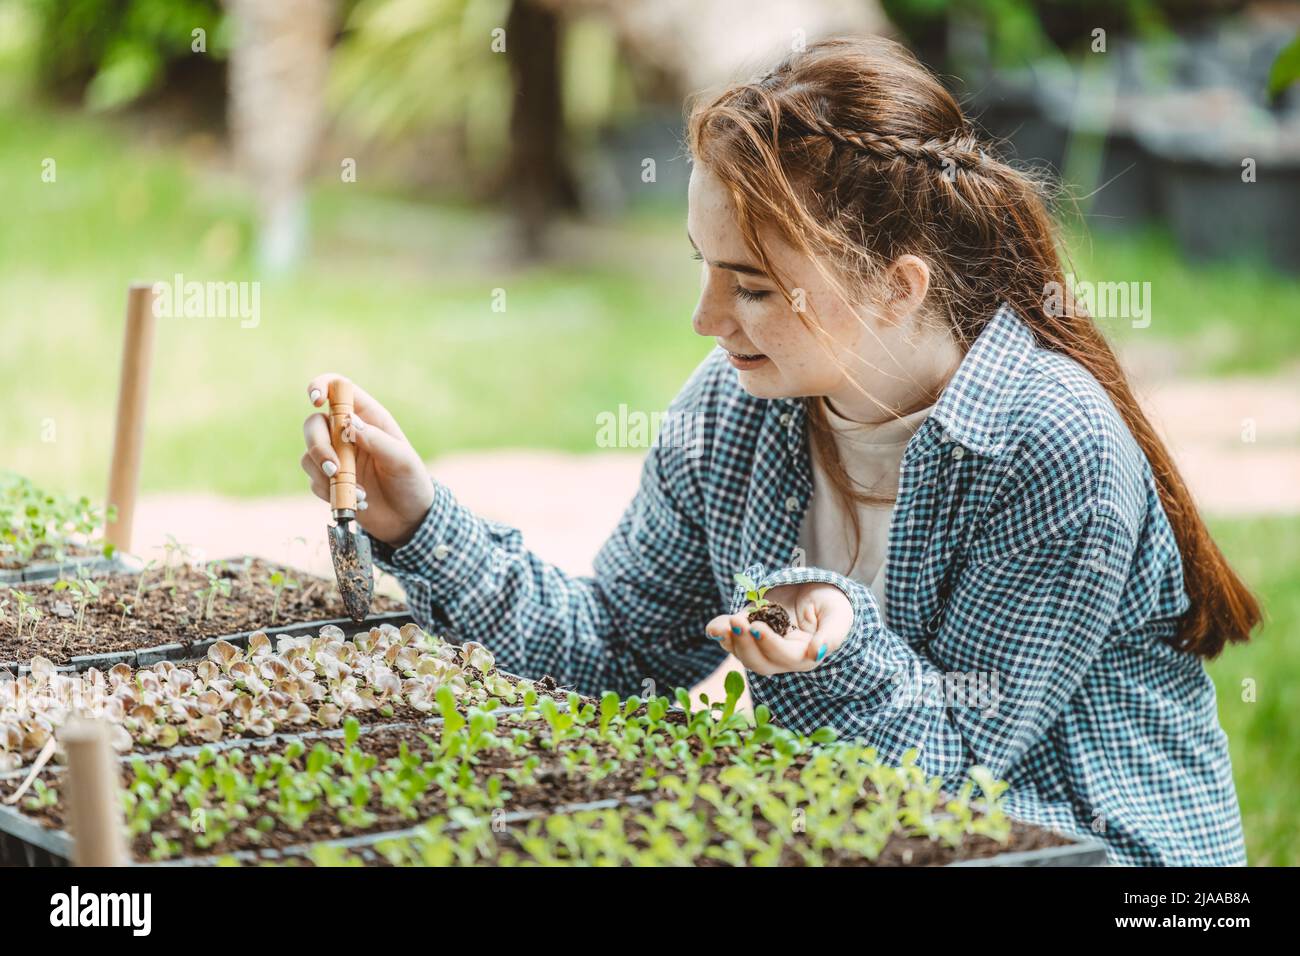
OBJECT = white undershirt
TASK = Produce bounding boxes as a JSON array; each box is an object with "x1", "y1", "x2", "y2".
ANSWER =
[{"x1": 796, "y1": 396, "x2": 935, "y2": 618}]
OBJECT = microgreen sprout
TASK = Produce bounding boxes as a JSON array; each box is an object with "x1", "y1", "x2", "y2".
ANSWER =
[
  {"x1": 52, "y1": 568, "x2": 100, "y2": 634},
  {"x1": 733, "y1": 573, "x2": 771, "y2": 609},
  {"x1": 160, "y1": 534, "x2": 194, "y2": 587},
  {"x1": 135, "y1": 559, "x2": 156, "y2": 603},
  {"x1": 196, "y1": 561, "x2": 231, "y2": 620},
  {"x1": 11, "y1": 590, "x2": 33, "y2": 638},
  {"x1": 268, "y1": 569, "x2": 299, "y2": 623}
]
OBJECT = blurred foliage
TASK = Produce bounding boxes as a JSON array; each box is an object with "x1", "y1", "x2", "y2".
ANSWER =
[
  {"x1": 1269, "y1": 32, "x2": 1300, "y2": 100},
  {"x1": 27, "y1": 0, "x2": 228, "y2": 109},
  {"x1": 883, "y1": 0, "x2": 1239, "y2": 65},
  {"x1": 329, "y1": 0, "x2": 510, "y2": 150},
  {"x1": 329, "y1": 0, "x2": 632, "y2": 190}
]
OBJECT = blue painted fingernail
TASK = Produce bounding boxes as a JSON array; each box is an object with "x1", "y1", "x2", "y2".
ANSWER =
[
  {"x1": 708, "y1": 633, "x2": 722, "y2": 641},
  {"x1": 815, "y1": 643, "x2": 827, "y2": 662},
  {"x1": 751, "y1": 629, "x2": 761, "y2": 640},
  {"x1": 731, "y1": 625, "x2": 741, "y2": 635}
]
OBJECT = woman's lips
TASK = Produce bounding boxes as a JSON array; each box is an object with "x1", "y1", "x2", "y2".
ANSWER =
[{"x1": 725, "y1": 350, "x2": 768, "y2": 370}]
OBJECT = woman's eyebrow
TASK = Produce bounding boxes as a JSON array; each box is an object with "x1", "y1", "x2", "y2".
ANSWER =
[{"x1": 687, "y1": 230, "x2": 768, "y2": 277}]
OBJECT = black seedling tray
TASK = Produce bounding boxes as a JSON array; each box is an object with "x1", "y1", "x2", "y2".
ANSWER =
[
  {"x1": 133, "y1": 804, "x2": 1109, "y2": 869},
  {"x1": 0, "y1": 610, "x2": 414, "y2": 675},
  {"x1": 0, "y1": 723, "x2": 1110, "y2": 869},
  {"x1": 0, "y1": 697, "x2": 559, "y2": 867},
  {"x1": 946, "y1": 837, "x2": 1110, "y2": 867}
]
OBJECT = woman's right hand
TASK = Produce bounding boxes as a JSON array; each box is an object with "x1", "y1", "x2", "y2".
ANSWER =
[{"x1": 300, "y1": 374, "x2": 436, "y2": 548}]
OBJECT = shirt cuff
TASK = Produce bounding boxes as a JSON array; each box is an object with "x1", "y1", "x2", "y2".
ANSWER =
[{"x1": 365, "y1": 482, "x2": 490, "y2": 599}]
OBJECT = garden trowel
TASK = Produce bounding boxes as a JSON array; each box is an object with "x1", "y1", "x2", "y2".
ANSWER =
[{"x1": 326, "y1": 379, "x2": 374, "y2": 623}]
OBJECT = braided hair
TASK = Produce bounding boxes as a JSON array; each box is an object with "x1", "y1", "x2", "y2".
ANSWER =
[{"x1": 801, "y1": 120, "x2": 987, "y2": 172}]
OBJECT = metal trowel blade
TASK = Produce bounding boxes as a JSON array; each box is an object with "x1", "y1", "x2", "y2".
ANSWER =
[{"x1": 328, "y1": 515, "x2": 374, "y2": 623}]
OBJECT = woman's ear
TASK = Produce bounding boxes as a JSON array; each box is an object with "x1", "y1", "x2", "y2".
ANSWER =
[{"x1": 884, "y1": 254, "x2": 930, "y2": 321}]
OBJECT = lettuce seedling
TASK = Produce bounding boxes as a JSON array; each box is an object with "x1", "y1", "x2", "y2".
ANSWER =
[{"x1": 734, "y1": 572, "x2": 791, "y2": 635}]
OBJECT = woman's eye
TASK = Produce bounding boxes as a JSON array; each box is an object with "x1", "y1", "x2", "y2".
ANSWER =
[
  {"x1": 733, "y1": 285, "x2": 771, "y2": 302},
  {"x1": 690, "y1": 250, "x2": 703, "y2": 262}
]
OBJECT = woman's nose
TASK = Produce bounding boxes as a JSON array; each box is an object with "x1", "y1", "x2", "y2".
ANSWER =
[{"x1": 691, "y1": 273, "x2": 736, "y2": 339}]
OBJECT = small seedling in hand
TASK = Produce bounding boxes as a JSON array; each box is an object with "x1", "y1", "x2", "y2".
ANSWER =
[{"x1": 734, "y1": 573, "x2": 791, "y2": 636}]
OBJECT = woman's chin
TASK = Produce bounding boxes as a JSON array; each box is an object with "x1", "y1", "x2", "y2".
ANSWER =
[{"x1": 731, "y1": 366, "x2": 787, "y2": 399}]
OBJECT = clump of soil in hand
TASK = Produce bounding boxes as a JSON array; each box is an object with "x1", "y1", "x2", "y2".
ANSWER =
[{"x1": 747, "y1": 604, "x2": 791, "y2": 636}]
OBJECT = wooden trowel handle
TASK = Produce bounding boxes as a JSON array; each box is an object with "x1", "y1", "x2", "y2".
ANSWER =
[{"x1": 328, "y1": 379, "x2": 358, "y2": 513}]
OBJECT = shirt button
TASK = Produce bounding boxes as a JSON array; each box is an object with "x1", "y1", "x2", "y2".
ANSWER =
[
  {"x1": 951, "y1": 446, "x2": 965, "y2": 460},
  {"x1": 432, "y1": 544, "x2": 451, "y2": 560},
  {"x1": 785, "y1": 496, "x2": 801, "y2": 513},
  {"x1": 779, "y1": 412, "x2": 792, "y2": 427}
]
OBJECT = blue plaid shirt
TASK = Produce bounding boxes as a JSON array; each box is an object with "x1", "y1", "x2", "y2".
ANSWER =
[{"x1": 372, "y1": 303, "x2": 1247, "y2": 867}]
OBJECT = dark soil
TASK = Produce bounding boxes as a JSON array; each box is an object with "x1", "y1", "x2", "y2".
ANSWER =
[
  {"x1": 4, "y1": 704, "x2": 1075, "y2": 866},
  {"x1": 747, "y1": 604, "x2": 791, "y2": 636},
  {"x1": 0, "y1": 558, "x2": 403, "y2": 664}
]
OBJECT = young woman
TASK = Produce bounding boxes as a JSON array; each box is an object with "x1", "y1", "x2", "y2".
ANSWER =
[{"x1": 299, "y1": 37, "x2": 1258, "y2": 866}]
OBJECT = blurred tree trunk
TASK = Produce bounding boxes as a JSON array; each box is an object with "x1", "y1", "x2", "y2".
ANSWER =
[
  {"x1": 224, "y1": 0, "x2": 335, "y2": 274},
  {"x1": 506, "y1": 0, "x2": 579, "y2": 260}
]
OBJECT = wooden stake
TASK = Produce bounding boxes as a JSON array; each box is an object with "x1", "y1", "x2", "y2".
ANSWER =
[
  {"x1": 105, "y1": 283, "x2": 158, "y2": 555},
  {"x1": 63, "y1": 718, "x2": 128, "y2": 866}
]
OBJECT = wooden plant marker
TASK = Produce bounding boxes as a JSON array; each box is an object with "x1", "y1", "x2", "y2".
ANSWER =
[
  {"x1": 105, "y1": 283, "x2": 158, "y2": 556},
  {"x1": 63, "y1": 717, "x2": 128, "y2": 866}
]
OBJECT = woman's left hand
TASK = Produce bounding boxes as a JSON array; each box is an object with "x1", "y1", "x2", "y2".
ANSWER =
[{"x1": 705, "y1": 582, "x2": 853, "y2": 675}]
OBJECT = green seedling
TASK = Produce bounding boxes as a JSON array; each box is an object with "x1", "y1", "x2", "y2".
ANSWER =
[
  {"x1": 23, "y1": 778, "x2": 58, "y2": 812},
  {"x1": 53, "y1": 569, "x2": 100, "y2": 634},
  {"x1": 268, "y1": 569, "x2": 299, "y2": 623},
  {"x1": 160, "y1": 534, "x2": 194, "y2": 587},
  {"x1": 11, "y1": 589, "x2": 36, "y2": 638},
  {"x1": 197, "y1": 561, "x2": 231, "y2": 620},
  {"x1": 733, "y1": 573, "x2": 771, "y2": 609},
  {"x1": 134, "y1": 559, "x2": 156, "y2": 604}
]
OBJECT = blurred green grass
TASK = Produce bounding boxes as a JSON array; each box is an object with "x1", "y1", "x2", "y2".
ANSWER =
[
  {"x1": 2, "y1": 70, "x2": 1299, "y2": 499},
  {"x1": 1205, "y1": 516, "x2": 1300, "y2": 867}
]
